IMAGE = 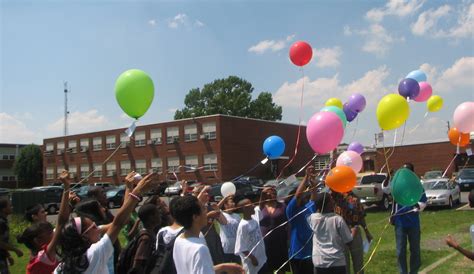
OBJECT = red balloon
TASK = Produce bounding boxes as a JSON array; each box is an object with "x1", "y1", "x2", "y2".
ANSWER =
[{"x1": 289, "y1": 41, "x2": 313, "y2": 67}]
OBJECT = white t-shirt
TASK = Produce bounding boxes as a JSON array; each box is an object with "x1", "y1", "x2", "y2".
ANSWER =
[
  {"x1": 156, "y1": 226, "x2": 184, "y2": 248},
  {"x1": 219, "y1": 212, "x2": 241, "y2": 254},
  {"x1": 235, "y1": 218, "x2": 267, "y2": 274},
  {"x1": 54, "y1": 234, "x2": 114, "y2": 274},
  {"x1": 173, "y1": 235, "x2": 215, "y2": 274}
]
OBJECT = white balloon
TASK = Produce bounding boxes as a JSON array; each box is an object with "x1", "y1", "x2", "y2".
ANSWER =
[
  {"x1": 221, "y1": 182, "x2": 236, "y2": 198},
  {"x1": 134, "y1": 173, "x2": 143, "y2": 181}
]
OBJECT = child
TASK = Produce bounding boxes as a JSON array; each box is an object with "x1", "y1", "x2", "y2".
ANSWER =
[
  {"x1": 0, "y1": 198, "x2": 23, "y2": 273},
  {"x1": 172, "y1": 195, "x2": 243, "y2": 274},
  {"x1": 24, "y1": 204, "x2": 48, "y2": 224},
  {"x1": 234, "y1": 198, "x2": 267, "y2": 274},
  {"x1": 216, "y1": 195, "x2": 241, "y2": 263},
  {"x1": 54, "y1": 172, "x2": 157, "y2": 274},
  {"x1": 17, "y1": 170, "x2": 72, "y2": 274},
  {"x1": 307, "y1": 192, "x2": 352, "y2": 274}
]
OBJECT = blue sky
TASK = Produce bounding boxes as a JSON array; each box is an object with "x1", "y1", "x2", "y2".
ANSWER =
[{"x1": 1, "y1": 0, "x2": 473, "y2": 147}]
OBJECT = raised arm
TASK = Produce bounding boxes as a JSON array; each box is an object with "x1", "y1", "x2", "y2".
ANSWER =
[{"x1": 296, "y1": 166, "x2": 315, "y2": 207}]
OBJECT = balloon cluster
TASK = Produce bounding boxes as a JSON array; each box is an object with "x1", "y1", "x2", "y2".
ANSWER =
[{"x1": 448, "y1": 102, "x2": 474, "y2": 147}]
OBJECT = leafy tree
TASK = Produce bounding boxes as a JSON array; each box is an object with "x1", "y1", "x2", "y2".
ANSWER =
[
  {"x1": 14, "y1": 144, "x2": 43, "y2": 187},
  {"x1": 174, "y1": 76, "x2": 282, "y2": 121}
]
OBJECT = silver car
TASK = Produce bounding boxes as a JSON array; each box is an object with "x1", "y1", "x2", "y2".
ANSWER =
[{"x1": 423, "y1": 178, "x2": 460, "y2": 208}]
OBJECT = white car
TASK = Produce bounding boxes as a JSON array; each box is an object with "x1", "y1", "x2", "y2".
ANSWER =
[
  {"x1": 423, "y1": 178, "x2": 460, "y2": 208},
  {"x1": 164, "y1": 181, "x2": 181, "y2": 196}
]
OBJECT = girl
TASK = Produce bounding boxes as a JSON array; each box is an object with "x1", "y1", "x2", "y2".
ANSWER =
[
  {"x1": 24, "y1": 204, "x2": 47, "y2": 224},
  {"x1": 216, "y1": 195, "x2": 241, "y2": 263}
]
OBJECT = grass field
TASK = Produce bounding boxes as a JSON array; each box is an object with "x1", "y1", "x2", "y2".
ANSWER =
[{"x1": 7, "y1": 208, "x2": 474, "y2": 273}]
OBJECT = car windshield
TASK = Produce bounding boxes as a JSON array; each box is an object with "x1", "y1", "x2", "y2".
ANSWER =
[
  {"x1": 106, "y1": 190, "x2": 119, "y2": 198},
  {"x1": 424, "y1": 181, "x2": 448, "y2": 190},
  {"x1": 459, "y1": 169, "x2": 474, "y2": 179},
  {"x1": 424, "y1": 171, "x2": 442, "y2": 179},
  {"x1": 360, "y1": 175, "x2": 386, "y2": 185}
]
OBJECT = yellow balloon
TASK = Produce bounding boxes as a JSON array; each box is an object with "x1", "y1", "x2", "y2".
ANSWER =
[
  {"x1": 427, "y1": 95, "x2": 443, "y2": 112},
  {"x1": 325, "y1": 98, "x2": 343, "y2": 109},
  {"x1": 376, "y1": 94, "x2": 410, "y2": 130}
]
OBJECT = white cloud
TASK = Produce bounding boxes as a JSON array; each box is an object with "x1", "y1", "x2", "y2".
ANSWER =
[
  {"x1": 168, "y1": 108, "x2": 178, "y2": 113},
  {"x1": 47, "y1": 109, "x2": 109, "y2": 136},
  {"x1": 359, "y1": 23, "x2": 404, "y2": 57},
  {"x1": 148, "y1": 19, "x2": 157, "y2": 27},
  {"x1": 366, "y1": 0, "x2": 426, "y2": 22},
  {"x1": 435, "y1": 3, "x2": 474, "y2": 39},
  {"x1": 168, "y1": 13, "x2": 187, "y2": 29},
  {"x1": 0, "y1": 113, "x2": 38, "y2": 144},
  {"x1": 313, "y1": 47, "x2": 342, "y2": 68},
  {"x1": 343, "y1": 25, "x2": 353, "y2": 36},
  {"x1": 195, "y1": 20, "x2": 205, "y2": 27},
  {"x1": 434, "y1": 56, "x2": 474, "y2": 93},
  {"x1": 411, "y1": 5, "x2": 451, "y2": 36},
  {"x1": 248, "y1": 35, "x2": 295, "y2": 54}
]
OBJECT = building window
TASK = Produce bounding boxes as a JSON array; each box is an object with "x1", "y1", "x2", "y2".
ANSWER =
[
  {"x1": 57, "y1": 141, "x2": 65, "y2": 155},
  {"x1": 151, "y1": 158, "x2": 162, "y2": 174},
  {"x1": 202, "y1": 122, "x2": 217, "y2": 140},
  {"x1": 69, "y1": 166, "x2": 77, "y2": 178},
  {"x1": 120, "y1": 134, "x2": 131, "y2": 148},
  {"x1": 166, "y1": 127, "x2": 179, "y2": 144},
  {"x1": 68, "y1": 140, "x2": 77, "y2": 153},
  {"x1": 106, "y1": 162, "x2": 116, "y2": 177},
  {"x1": 185, "y1": 155, "x2": 198, "y2": 172},
  {"x1": 184, "y1": 124, "x2": 198, "y2": 142},
  {"x1": 93, "y1": 163, "x2": 103, "y2": 177},
  {"x1": 9, "y1": 155, "x2": 14, "y2": 160},
  {"x1": 8, "y1": 176, "x2": 15, "y2": 181},
  {"x1": 135, "y1": 160, "x2": 147, "y2": 175},
  {"x1": 314, "y1": 156, "x2": 330, "y2": 171},
  {"x1": 46, "y1": 167, "x2": 54, "y2": 180},
  {"x1": 80, "y1": 139, "x2": 89, "y2": 152},
  {"x1": 363, "y1": 160, "x2": 375, "y2": 172},
  {"x1": 167, "y1": 157, "x2": 180, "y2": 173},
  {"x1": 135, "y1": 131, "x2": 146, "y2": 147},
  {"x1": 120, "y1": 160, "x2": 131, "y2": 176},
  {"x1": 80, "y1": 164, "x2": 89, "y2": 178},
  {"x1": 150, "y1": 129, "x2": 162, "y2": 145},
  {"x1": 56, "y1": 166, "x2": 64, "y2": 177},
  {"x1": 1, "y1": 155, "x2": 8, "y2": 160},
  {"x1": 45, "y1": 143, "x2": 54, "y2": 154},
  {"x1": 106, "y1": 135, "x2": 116, "y2": 150},
  {"x1": 203, "y1": 154, "x2": 218, "y2": 171},
  {"x1": 93, "y1": 137, "x2": 102, "y2": 151},
  {"x1": 1, "y1": 176, "x2": 8, "y2": 181}
]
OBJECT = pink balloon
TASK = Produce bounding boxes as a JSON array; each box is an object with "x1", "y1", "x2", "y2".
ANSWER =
[
  {"x1": 453, "y1": 102, "x2": 474, "y2": 133},
  {"x1": 413, "y1": 82, "x2": 432, "y2": 102},
  {"x1": 306, "y1": 112, "x2": 344, "y2": 154},
  {"x1": 336, "y1": 151, "x2": 363, "y2": 173}
]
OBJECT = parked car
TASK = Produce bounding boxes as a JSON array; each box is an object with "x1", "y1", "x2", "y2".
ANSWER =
[
  {"x1": 164, "y1": 181, "x2": 181, "y2": 196},
  {"x1": 106, "y1": 186, "x2": 125, "y2": 208},
  {"x1": 456, "y1": 168, "x2": 474, "y2": 191},
  {"x1": 423, "y1": 178, "x2": 460, "y2": 208},
  {"x1": 72, "y1": 185, "x2": 91, "y2": 200},
  {"x1": 32, "y1": 186, "x2": 64, "y2": 214},
  {"x1": 233, "y1": 176, "x2": 264, "y2": 187},
  {"x1": 145, "y1": 180, "x2": 170, "y2": 196},
  {"x1": 421, "y1": 170, "x2": 443, "y2": 183},
  {"x1": 209, "y1": 182, "x2": 261, "y2": 203},
  {"x1": 0, "y1": 188, "x2": 10, "y2": 198},
  {"x1": 93, "y1": 182, "x2": 115, "y2": 191},
  {"x1": 352, "y1": 173, "x2": 391, "y2": 210}
]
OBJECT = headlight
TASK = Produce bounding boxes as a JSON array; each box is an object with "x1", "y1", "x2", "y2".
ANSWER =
[{"x1": 438, "y1": 194, "x2": 448, "y2": 199}]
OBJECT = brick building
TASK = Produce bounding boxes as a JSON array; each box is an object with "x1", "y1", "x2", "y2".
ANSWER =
[
  {"x1": 42, "y1": 115, "x2": 314, "y2": 185},
  {"x1": 0, "y1": 144, "x2": 27, "y2": 188}
]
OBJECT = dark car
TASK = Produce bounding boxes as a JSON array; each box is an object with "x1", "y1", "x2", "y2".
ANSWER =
[
  {"x1": 456, "y1": 168, "x2": 474, "y2": 191},
  {"x1": 209, "y1": 182, "x2": 261, "y2": 203},
  {"x1": 106, "y1": 186, "x2": 125, "y2": 208},
  {"x1": 233, "y1": 176, "x2": 264, "y2": 187},
  {"x1": 32, "y1": 186, "x2": 64, "y2": 214},
  {"x1": 72, "y1": 185, "x2": 91, "y2": 200}
]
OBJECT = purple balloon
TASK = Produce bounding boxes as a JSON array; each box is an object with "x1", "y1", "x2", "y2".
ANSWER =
[
  {"x1": 398, "y1": 78, "x2": 420, "y2": 99},
  {"x1": 347, "y1": 142, "x2": 364, "y2": 154},
  {"x1": 343, "y1": 103, "x2": 358, "y2": 122},
  {"x1": 346, "y1": 93, "x2": 366, "y2": 113}
]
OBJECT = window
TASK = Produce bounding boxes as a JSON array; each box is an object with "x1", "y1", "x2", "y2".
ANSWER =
[
  {"x1": 202, "y1": 122, "x2": 216, "y2": 140},
  {"x1": 93, "y1": 163, "x2": 103, "y2": 177},
  {"x1": 8, "y1": 176, "x2": 15, "y2": 181},
  {"x1": 80, "y1": 164, "x2": 89, "y2": 178},
  {"x1": 106, "y1": 162, "x2": 116, "y2": 177},
  {"x1": 1, "y1": 177, "x2": 8, "y2": 182},
  {"x1": 120, "y1": 134, "x2": 131, "y2": 148},
  {"x1": 150, "y1": 129, "x2": 162, "y2": 145},
  {"x1": 57, "y1": 141, "x2": 65, "y2": 155},
  {"x1": 68, "y1": 140, "x2": 77, "y2": 153},
  {"x1": 135, "y1": 131, "x2": 146, "y2": 147},
  {"x1": 69, "y1": 166, "x2": 77, "y2": 178},
  {"x1": 1, "y1": 155, "x2": 8, "y2": 160},
  {"x1": 151, "y1": 158, "x2": 163, "y2": 174},
  {"x1": 93, "y1": 137, "x2": 102, "y2": 151},
  {"x1": 120, "y1": 160, "x2": 131, "y2": 176},
  {"x1": 184, "y1": 124, "x2": 198, "y2": 142},
  {"x1": 8, "y1": 155, "x2": 14, "y2": 160},
  {"x1": 167, "y1": 157, "x2": 180, "y2": 173},
  {"x1": 106, "y1": 135, "x2": 116, "y2": 150},
  {"x1": 185, "y1": 155, "x2": 198, "y2": 172},
  {"x1": 80, "y1": 139, "x2": 89, "y2": 152},
  {"x1": 314, "y1": 156, "x2": 330, "y2": 171},
  {"x1": 135, "y1": 160, "x2": 147, "y2": 175},
  {"x1": 46, "y1": 167, "x2": 54, "y2": 179},
  {"x1": 203, "y1": 154, "x2": 218, "y2": 171},
  {"x1": 45, "y1": 143, "x2": 54, "y2": 152},
  {"x1": 166, "y1": 127, "x2": 179, "y2": 144},
  {"x1": 56, "y1": 166, "x2": 64, "y2": 176}
]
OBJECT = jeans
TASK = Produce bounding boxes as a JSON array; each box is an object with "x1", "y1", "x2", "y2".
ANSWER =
[
  {"x1": 344, "y1": 226, "x2": 364, "y2": 274},
  {"x1": 395, "y1": 225, "x2": 421, "y2": 274},
  {"x1": 290, "y1": 258, "x2": 313, "y2": 274},
  {"x1": 314, "y1": 266, "x2": 346, "y2": 274}
]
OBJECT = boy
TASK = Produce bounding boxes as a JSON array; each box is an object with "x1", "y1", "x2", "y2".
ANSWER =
[
  {"x1": 307, "y1": 192, "x2": 352, "y2": 274},
  {"x1": 0, "y1": 198, "x2": 23, "y2": 274},
  {"x1": 172, "y1": 195, "x2": 243, "y2": 274},
  {"x1": 235, "y1": 198, "x2": 267, "y2": 274}
]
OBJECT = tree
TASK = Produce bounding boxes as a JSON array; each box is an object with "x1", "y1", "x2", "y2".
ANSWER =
[
  {"x1": 174, "y1": 76, "x2": 282, "y2": 121},
  {"x1": 14, "y1": 144, "x2": 43, "y2": 187}
]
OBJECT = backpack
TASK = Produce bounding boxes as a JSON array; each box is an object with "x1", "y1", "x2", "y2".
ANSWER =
[
  {"x1": 146, "y1": 228, "x2": 184, "y2": 274},
  {"x1": 117, "y1": 230, "x2": 154, "y2": 274}
]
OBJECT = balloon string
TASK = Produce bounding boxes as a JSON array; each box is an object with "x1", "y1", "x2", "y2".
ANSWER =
[
  {"x1": 277, "y1": 68, "x2": 305, "y2": 179},
  {"x1": 442, "y1": 154, "x2": 458, "y2": 178},
  {"x1": 349, "y1": 115, "x2": 360, "y2": 143},
  {"x1": 231, "y1": 161, "x2": 266, "y2": 182}
]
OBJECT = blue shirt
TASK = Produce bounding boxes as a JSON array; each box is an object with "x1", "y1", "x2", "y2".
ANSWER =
[
  {"x1": 392, "y1": 193, "x2": 427, "y2": 228},
  {"x1": 285, "y1": 197, "x2": 315, "y2": 259}
]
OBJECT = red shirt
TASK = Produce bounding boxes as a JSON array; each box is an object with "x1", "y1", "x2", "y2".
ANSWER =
[{"x1": 26, "y1": 244, "x2": 58, "y2": 274}]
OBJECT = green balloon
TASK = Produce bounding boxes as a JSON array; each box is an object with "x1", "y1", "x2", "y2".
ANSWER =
[
  {"x1": 391, "y1": 168, "x2": 424, "y2": 206},
  {"x1": 115, "y1": 69, "x2": 154, "y2": 119},
  {"x1": 321, "y1": 106, "x2": 347, "y2": 128}
]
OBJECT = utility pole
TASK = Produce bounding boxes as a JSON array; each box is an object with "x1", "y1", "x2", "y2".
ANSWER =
[{"x1": 64, "y1": 82, "x2": 69, "y2": 136}]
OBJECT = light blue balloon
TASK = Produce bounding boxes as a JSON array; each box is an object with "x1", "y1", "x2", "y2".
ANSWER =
[
  {"x1": 406, "y1": 70, "x2": 427, "y2": 83},
  {"x1": 321, "y1": 106, "x2": 347, "y2": 128},
  {"x1": 263, "y1": 136, "x2": 285, "y2": 159}
]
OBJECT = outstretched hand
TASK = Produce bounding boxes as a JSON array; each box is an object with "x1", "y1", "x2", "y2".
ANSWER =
[
  {"x1": 445, "y1": 234, "x2": 459, "y2": 249},
  {"x1": 59, "y1": 170, "x2": 72, "y2": 189},
  {"x1": 133, "y1": 172, "x2": 157, "y2": 195}
]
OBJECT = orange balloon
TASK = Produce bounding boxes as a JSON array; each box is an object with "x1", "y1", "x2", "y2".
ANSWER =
[
  {"x1": 325, "y1": 166, "x2": 357, "y2": 193},
  {"x1": 448, "y1": 127, "x2": 470, "y2": 147}
]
